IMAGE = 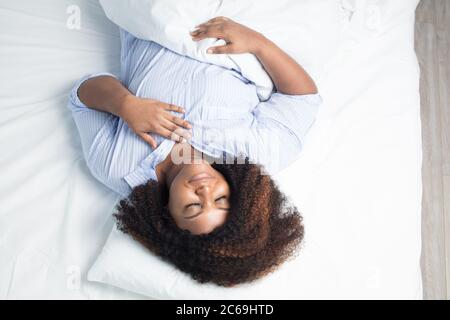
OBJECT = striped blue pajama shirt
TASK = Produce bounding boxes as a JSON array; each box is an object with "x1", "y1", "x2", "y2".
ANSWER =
[{"x1": 68, "y1": 29, "x2": 322, "y2": 197}]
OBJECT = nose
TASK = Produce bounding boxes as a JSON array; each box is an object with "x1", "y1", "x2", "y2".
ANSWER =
[
  {"x1": 196, "y1": 185, "x2": 216, "y2": 208},
  {"x1": 195, "y1": 184, "x2": 212, "y2": 196}
]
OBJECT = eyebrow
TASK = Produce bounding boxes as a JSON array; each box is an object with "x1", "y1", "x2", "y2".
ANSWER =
[{"x1": 184, "y1": 208, "x2": 229, "y2": 220}]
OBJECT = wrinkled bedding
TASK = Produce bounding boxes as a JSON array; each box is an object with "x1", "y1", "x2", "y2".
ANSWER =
[{"x1": 0, "y1": 0, "x2": 422, "y2": 299}]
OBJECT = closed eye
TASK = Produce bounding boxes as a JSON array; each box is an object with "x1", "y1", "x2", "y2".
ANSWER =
[
  {"x1": 186, "y1": 197, "x2": 226, "y2": 209},
  {"x1": 184, "y1": 203, "x2": 202, "y2": 219},
  {"x1": 183, "y1": 196, "x2": 229, "y2": 219},
  {"x1": 186, "y1": 203, "x2": 201, "y2": 209}
]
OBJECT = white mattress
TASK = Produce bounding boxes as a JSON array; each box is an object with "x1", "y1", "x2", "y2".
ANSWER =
[{"x1": 0, "y1": 0, "x2": 422, "y2": 299}]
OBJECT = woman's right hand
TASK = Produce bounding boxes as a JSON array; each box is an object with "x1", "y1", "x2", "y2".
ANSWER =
[
  {"x1": 119, "y1": 94, "x2": 192, "y2": 149},
  {"x1": 190, "y1": 17, "x2": 266, "y2": 55}
]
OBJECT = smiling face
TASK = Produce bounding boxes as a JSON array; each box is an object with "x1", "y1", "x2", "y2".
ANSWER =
[
  {"x1": 167, "y1": 163, "x2": 230, "y2": 235},
  {"x1": 115, "y1": 160, "x2": 304, "y2": 287}
]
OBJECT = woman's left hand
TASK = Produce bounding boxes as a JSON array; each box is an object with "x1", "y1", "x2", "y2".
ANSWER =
[{"x1": 190, "y1": 17, "x2": 266, "y2": 55}]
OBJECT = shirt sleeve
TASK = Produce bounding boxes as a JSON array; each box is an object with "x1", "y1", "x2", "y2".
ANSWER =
[
  {"x1": 67, "y1": 73, "x2": 118, "y2": 145},
  {"x1": 230, "y1": 92, "x2": 322, "y2": 174},
  {"x1": 67, "y1": 72, "x2": 133, "y2": 197},
  {"x1": 252, "y1": 93, "x2": 322, "y2": 145}
]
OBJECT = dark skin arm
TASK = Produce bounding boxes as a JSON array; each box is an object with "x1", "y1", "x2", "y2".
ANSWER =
[
  {"x1": 77, "y1": 76, "x2": 192, "y2": 149},
  {"x1": 191, "y1": 17, "x2": 318, "y2": 95}
]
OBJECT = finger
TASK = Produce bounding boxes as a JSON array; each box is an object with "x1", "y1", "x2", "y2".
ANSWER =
[
  {"x1": 192, "y1": 26, "x2": 224, "y2": 41},
  {"x1": 194, "y1": 20, "x2": 217, "y2": 29},
  {"x1": 139, "y1": 132, "x2": 157, "y2": 149},
  {"x1": 191, "y1": 32, "x2": 219, "y2": 42},
  {"x1": 161, "y1": 120, "x2": 192, "y2": 139},
  {"x1": 194, "y1": 23, "x2": 226, "y2": 34},
  {"x1": 169, "y1": 114, "x2": 192, "y2": 129},
  {"x1": 165, "y1": 103, "x2": 185, "y2": 114},
  {"x1": 207, "y1": 16, "x2": 229, "y2": 24},
  {"x1": 191, "y1": 32, "x2": 206, "y2": 42},
  {"x1": 159, "y1": 127, "x2": 186, "y2": 143},
  {"x1": 194, "y1": 21, "x2": 222, "y2": 30},
  {"x1": 190, "y1": 28, "x2": 216, "y2": 40},
  {"x1": 190, "y1": 29, "x2": 206, "y2": 41},
  {"x1": 191, "y1": 23, "x2": 221, "y2": 35},
  {"x1": 207, "y1": 44, "x2": 233, "y2": 54},
  {"x1": 173, "y1": 127, "x2": 192, "y2": 142},
  {"x1": 190, "y1": 28, "x2": 204, "y2": 36},
  {"x1": 190, "y1": 25, "x2": 211, "y2": 35}
]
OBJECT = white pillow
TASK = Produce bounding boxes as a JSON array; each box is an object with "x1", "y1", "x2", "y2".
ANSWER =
[
  {"x1": 88, "y1": 223, "x2": 339, "y2": 299},
  {"x1": 99, "y1": 0, "x2": 344, "y2": 100}
]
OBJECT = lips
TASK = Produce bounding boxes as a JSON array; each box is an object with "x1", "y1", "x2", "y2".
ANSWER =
[{"x1": 188, "y1": 173, "x2": 213, "y2": 183}]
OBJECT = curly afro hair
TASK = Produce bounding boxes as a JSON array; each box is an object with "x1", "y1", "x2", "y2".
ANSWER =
[{"x1": 114, "y1": 158, "x2": 304, "y2": 287}]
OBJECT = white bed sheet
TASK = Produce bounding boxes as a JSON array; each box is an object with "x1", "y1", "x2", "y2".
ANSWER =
[{"x1": 0, "y1": 0, "x2": 422, "y2": 299}]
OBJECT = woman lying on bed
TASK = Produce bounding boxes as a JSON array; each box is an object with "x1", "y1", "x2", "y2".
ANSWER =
[{"x1": 69, "y1": 17, "x2": 320, "y2": 287}]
